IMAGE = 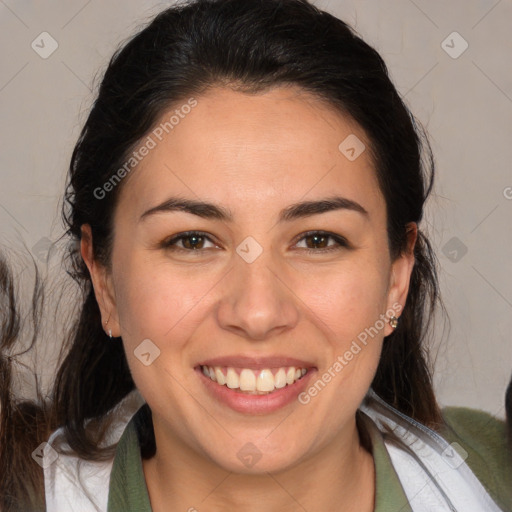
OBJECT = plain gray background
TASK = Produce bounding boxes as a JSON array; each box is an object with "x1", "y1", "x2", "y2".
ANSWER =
[{"x1": 0, "y1": 0, "x2": 511, "y2": 418}]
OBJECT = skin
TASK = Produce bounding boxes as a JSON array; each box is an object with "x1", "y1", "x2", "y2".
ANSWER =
[{"x1": 81, "y1": 85, "x2": 416, "y2": 512}]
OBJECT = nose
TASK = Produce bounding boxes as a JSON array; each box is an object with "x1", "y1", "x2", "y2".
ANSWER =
[{"x1": 215, "y1": 246, "x2": 300, "y2": 341}]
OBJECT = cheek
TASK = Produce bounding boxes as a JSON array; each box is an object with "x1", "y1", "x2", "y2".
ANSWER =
[
  {"x1": 298, "y1": 256, "x2": 389, "y2": 401},
  {"x1": 112, "y1": 254, "x2": 214, "y2": 407},
  {"x1": 299, "y1": 256, "x2": 390, "y2": 341},
  {"x1": 112, "y1": 252, "x2": 209, "y2": 349}
]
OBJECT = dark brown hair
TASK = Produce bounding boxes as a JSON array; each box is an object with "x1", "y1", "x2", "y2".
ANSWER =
[{"x1": 0, "y1": 0, "x2": 461, "y2": 508}]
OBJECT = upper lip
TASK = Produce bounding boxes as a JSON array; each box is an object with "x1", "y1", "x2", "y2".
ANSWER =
[{"x1": 197, "y1": 355, "x2": 316, "y2": 370}]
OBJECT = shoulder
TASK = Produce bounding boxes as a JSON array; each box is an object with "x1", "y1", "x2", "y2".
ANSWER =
[
  {"x1": 439, "y1": 406, "x2": 512, "y2": 511},
  {"x1": 440, "y1": 406, "x2": 509, "y2": 463},
  {"x1": 44, "y1": 427, "x2": 114, "y2": 512},
  {"x1": 43, "y1": 390, "x2": 146, "y2": 512}
]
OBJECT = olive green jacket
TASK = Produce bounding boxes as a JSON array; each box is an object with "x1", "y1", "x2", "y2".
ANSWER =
[{"x1": 105, "y1": 398, "x2": 512, "y2": 511}]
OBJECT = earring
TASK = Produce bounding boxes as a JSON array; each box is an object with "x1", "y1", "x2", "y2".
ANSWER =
[
  {"x1": 389, "y1": 315, "x2": 399, "y2": 329},
  {"x1": 105, "y1": 314, "x2": 113, "y2": 339}
]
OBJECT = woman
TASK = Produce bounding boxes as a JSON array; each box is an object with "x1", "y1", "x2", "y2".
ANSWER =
[{"x1": 0, "y1": 0, "x2": 510, "y2": 510}]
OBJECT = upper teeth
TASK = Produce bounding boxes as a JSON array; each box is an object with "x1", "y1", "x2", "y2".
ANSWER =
[{"x1": 201, "y1": 365, "x2": 308, "y2": 393}]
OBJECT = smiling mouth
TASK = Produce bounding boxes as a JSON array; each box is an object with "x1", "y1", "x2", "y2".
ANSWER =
[{"x1": 199, "y1": 364, "x2": 309, "y2": 395}]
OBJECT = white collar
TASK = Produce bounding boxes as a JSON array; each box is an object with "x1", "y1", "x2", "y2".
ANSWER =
[
  {"x1": 360, "y1": 389, "x2": 504, "y2": 512},
  {"x1": 44, "y1": 389, "x2": 504, "y2": 512}
]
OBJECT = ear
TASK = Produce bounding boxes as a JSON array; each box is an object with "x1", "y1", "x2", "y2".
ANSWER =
[
  {"x1": 383, "y1": 222, "x2": 417, "y2": 337},
  {"x1": 80, "y1": 224, "x2": 120, "y2": 337}
]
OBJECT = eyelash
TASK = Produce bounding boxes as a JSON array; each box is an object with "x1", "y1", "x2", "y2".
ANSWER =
[{"x1": 161, "y1": 230, "x2": 349, "y2": 255}]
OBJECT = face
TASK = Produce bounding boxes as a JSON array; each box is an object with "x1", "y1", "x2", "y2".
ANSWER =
[{"x1": 82, "y1": 85, "x2": 414, "y2": 474}]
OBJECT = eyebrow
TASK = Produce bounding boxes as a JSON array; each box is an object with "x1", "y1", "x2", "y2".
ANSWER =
[{"x1": 139, "y1": 195, "x2": 369, "y2": 223}]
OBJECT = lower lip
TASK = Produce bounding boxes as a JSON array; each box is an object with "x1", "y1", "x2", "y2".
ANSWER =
[{"x1": 195, "y1": 367, "x2": 316, "y2": 414}]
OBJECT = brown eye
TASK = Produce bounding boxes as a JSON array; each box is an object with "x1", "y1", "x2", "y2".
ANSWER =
[
  {"x1": 295, "y1": 231, "x2": 349, "y2": 253},
  {"x1": 163, "y1": 231, "x2": 217, "y2": 252}
]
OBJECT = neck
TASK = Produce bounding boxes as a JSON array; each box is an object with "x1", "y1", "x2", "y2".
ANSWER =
[{"x1": 143, "y1": 416, "x2": 375, "y2": 512}]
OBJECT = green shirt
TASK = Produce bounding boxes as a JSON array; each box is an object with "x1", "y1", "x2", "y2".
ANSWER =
[{"x1": 107, "y1": 405, "x2": 512, "y2": 511}]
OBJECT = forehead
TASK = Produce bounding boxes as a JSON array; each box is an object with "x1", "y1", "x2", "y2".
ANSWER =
[{"x1": 117, "y1": 85, "x2": 384, "y2": 221}]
